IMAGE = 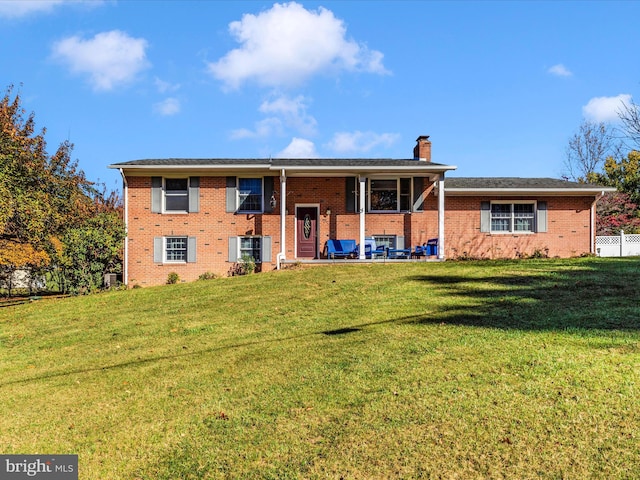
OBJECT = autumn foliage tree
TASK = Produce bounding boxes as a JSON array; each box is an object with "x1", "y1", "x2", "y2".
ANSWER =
[
  {"x1": 595, "y1": 192, "x2": 640, "y2": 235},
  {"x1": 0, "y1": 85, "x2": 124, "y2": 295}
]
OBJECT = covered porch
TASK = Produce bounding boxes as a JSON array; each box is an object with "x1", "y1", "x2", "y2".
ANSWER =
[{"x1": 268, "y1": 156, "x2": 454, "y2": 269}]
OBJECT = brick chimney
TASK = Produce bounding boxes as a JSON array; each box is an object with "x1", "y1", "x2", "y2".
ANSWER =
[{"x1": 413, "y1": 135, "x2": 431, "y2": 162}]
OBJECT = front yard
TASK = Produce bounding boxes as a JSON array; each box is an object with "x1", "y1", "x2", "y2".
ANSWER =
[{"x1": 1, "y1": 258, "x2": 638, "y2": 478}]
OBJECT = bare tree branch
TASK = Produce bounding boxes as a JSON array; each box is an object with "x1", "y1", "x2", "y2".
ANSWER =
[
  {"x1": 618, "y1": 98, "x2": 640, "y2": 150},
  {"x1": 564, "y1": 121, "x2": 619, "y2": 182}
]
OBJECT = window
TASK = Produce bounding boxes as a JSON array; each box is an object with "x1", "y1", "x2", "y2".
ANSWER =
[
  {"x1": 165, "y1": 237, "x2": 187, "y2": 261},
  {"x1": 369, "y1": 178, "x2": 412, "y2": 212},
  {"x1": 373, "y1": 235, "x2": 396, "y2": 249},
  {"x1": 165, "y1": 178, "x2": 189, "y2": 212},
  {"x1": 151, "y1": 177, "x2": 199, "y2": 214},
  {"x1": 240, "y1": 237, "x2": 261, "y2": 261},
  {"x1": 238, "y1": 178, "x2": 263, "y2": 212},
  {"x1": 154, "y1": 236, "x2": 196, "y2": 263},
  {"x1": 490, "y1": 203, "x2": 535, "y2": 233},
  {"x1": 372, "y1": 234, "x2": 406, "y2": 250},
  {"x1": 228, "y1": 236, "x2": 272, "y2": 263}
]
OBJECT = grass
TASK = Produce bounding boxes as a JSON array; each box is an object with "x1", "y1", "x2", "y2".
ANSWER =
[{"x1": 1, "y1": 257, "x2": 639, "y2": 479}]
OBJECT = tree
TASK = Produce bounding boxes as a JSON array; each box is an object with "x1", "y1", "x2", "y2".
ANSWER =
[
  {"x1": 599, "y1": 150, "x2": 640, "y2": 205},
  {"x1": 564, "y1": 120, "x2": 620, "y2": 182},
  {"x1": 596, "y1": 192, "x2": 640, "y2": 235},
  {"x1": 0, "y1": 85, "x2": 124, "y2": 293},
  {"x1": 0, "y1": 240, "x2": 50, "y2": 296},
  {"x1": 1, "y1": 85, "x2": 96, "y2": 246},
  {"x1": 58, "y1": 211, "x2": 125, "y2": 293},
  {"x1": 619, "y1": 98, "x2": 640, "y2": 150}
]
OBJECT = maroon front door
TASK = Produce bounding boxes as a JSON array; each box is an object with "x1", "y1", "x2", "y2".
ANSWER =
[{"x1": 296, "y1": 207, "x2": 318, "y2": 258}]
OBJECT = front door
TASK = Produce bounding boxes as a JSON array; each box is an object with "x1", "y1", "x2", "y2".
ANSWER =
[{"x1": 296, "y1": 207, "x2": 318, "y2": 258}]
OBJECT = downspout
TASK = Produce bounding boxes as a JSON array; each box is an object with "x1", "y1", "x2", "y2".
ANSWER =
[
  {"x1": 276, "y1": 169, "x2": 287, "y2": 269},
  {"x1": 118, "y1": 168, "x2": 129, "y2": 285},
  {"x1": 359, "y1": 175, "x2": 366, "y2": 259},
  {"x1": 437, "y1": 173, "x2": 445, "y2": 260}
]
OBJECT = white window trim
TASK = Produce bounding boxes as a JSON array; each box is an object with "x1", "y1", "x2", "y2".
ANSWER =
[
  {"x1": 368, "y1": 177, "x2": 412, "y2": 213},
  {"x1": 163, "y1": 177, "x2": 189, "y2": 214},
  {"x1": 238, "y1": 236, "x2": 262, "y2": 263},
  {"x1": 237, "y1": 177, "x2": 264, "y2": 213},
  {"x1": 164, "y1": 236, "x2": 188, "y2": 263},
  {"x1": 490, "y1": 200, "x2": 537, "y2": 234}
]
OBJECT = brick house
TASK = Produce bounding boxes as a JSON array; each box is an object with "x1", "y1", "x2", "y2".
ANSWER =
[{"x1": 110, "y1": 136, "x2": 613, "y2": 286}]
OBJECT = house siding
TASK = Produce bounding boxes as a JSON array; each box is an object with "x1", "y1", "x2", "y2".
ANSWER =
[
  {"x1": 126, "y1": 175, "x2": 439, "y2": 285},
  {"x1": 444, "y1": 195, "x2": 594, "y2": 259},
  {"x1": 125, "y1": 174, "x2": 597, "y2": 286}
]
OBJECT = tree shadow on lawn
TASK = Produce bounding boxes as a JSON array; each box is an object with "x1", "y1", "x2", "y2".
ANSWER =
[
  {"x1": 4, "y1": 260, "x2": 638, "y2": 387},
  {"x1": 402, "y1": 258, "x2": 640, "y2": 331}
]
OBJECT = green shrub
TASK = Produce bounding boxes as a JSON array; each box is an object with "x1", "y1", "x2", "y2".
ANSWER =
[
  {"x1": 240, "y1": 255, "x2": 256, "y2": 275},
  {"x1": 198, "y1": 271, "x2": 217, "y2": 281},
  {"x1": 167, "y1": 272, "x2": 180, "y2": 285}
]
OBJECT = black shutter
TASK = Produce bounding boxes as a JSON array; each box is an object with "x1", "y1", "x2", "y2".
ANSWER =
[
  {"x1": 263, "y1": 177, "x2": 274, "y2": 213},
  {"x1": 346, "y1": 177, "x2": 356, "y2": 213},
  {"x1": 412, "y1": 177, "x2": 425, "y2": 211}
]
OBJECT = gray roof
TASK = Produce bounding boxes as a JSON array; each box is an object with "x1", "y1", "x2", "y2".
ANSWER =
[
  {"x1": 109, "y1": 157, "x2": 457, "y2": 177},
  {"x1": 111, "y1": 158, "x2": 452, "y2": 168},
  {"x1": 446, "y1": 177, "x2": 615, "y2": 195}
]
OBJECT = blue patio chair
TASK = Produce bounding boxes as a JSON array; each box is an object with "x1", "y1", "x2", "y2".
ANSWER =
[{"x1": 325, "y1": 239, "x2": 358, "y2": 259}]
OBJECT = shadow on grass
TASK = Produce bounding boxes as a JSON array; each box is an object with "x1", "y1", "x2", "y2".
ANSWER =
[
  {"x1": 4, "y1": 259, "x2": 639, "y2": 387},
  {"x1": 404, "y1": 257, "x2": 640, "y2": 331}
]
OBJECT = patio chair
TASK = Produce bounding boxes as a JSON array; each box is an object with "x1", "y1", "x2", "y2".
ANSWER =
[
  {"x1": 414, "y1": 238, "x2": 439, "y2": 257},
  {"x1": 364, "y1": 237, "x2": 386, "y2": 259},
  {"x1": 325, "y1": 239, "x2": 358, "y2": 259}
]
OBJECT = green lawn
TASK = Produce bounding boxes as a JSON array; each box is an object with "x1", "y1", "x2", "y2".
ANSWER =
[{"x1": 1, "y1": 258, "x2": 639, "y2": 479}]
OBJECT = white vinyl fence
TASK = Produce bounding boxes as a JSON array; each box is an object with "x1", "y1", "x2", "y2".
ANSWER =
[{"x1": 596, "y1": 231, "x2": 640, "y2": 257}]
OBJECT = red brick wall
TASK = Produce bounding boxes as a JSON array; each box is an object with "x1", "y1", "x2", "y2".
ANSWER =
[
  {"x1": 444, "y1": 195, "x2": 595, "y2": 259},
  {"x1": 125, "y1": 175, "x2": 596, "y2": 285},
  {"x1": 125, "y1": 175, "x2": 440, "y2": 285}
]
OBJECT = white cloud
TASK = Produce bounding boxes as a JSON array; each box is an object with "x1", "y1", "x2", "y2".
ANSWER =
[
  {"x1": 0, "y1": 0, "x2": 105, "y2": 19},
  {"x1": 154, "y1": 77, "x2": 180, "y2": 94},
  {"x1": 548, "y1": 64, "x2": 572, "y2": 77},
  {"x1": 259, "y1": 94, "x2": 317, "y2": 135},
  {"x1": 51, "y1": 30, "x2": 150, "y2": 91},
  {"x1": 326, "y1": 131, "x2": 400, "y2": 154},
  {"x1": 0, "y1": 0, "x2": 63, "y2": 17},
  {"x1": 153, "y1": 97, "x2": 181, "y2": 116},
  {"x1": 276, "y1": 138, "x2": 319, "y2": 158},
  {"x1": 231, "y1": 93, "x2": 317, "y2": 139},
  {"x1": 231, "y1": 117, "x2": 284, "y2": 139},
  {"x1": 582, "y1": 94, "x2": 632, "y2": 122},
  {"x1": 208, "y1": 2, "x2": 389, "y2": 89}
]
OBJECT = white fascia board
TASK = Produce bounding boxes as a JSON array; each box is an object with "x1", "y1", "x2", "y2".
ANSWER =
[
  {"x1": 108, "y1": 164, "x2": 269, "y2": 170},
  {"x1": 110, "y1": 164, "x2": 272, "y2": 176},
  {"x1": 271, "y1": 165, "x2": 458, "y2": 175}
]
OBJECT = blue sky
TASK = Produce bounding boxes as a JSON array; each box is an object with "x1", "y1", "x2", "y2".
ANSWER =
[{"x1": 2, "y1": 0, "x2": 640, "y2": 191}]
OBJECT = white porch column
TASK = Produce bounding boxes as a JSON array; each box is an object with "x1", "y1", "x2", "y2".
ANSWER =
[
  {"x1": 279, "y1": 169, "x2": 287, "y2": 260},
  {"x1": 359, "y1": 175, "x2": 366, "y2": 259},
  {"x1": 437, "y1": 174, "x2": 445, "y2": 260}
]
